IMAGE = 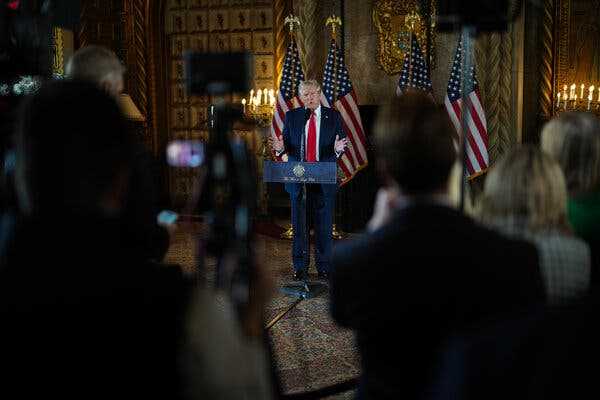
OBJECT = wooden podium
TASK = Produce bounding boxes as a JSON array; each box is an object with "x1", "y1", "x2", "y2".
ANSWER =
[{"x1": 263, "y1": 160, "x2": 336, "y2": 298}]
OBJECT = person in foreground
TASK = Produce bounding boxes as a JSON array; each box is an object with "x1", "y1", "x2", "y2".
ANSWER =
[
  {"x1": 329, "y1": 92, "x2": 545, "y2": 399},
  {"x1": 271, "y1": 79, "x2": 348, "y2": 280}
]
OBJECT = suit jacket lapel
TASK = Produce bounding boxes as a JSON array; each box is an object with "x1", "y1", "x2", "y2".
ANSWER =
[
  {"x1": 297, "y1": 109, "x2": 305, "y2": 152},
  {"x1": 319, "y1": 107, "x2": 330, "y2": 151}
]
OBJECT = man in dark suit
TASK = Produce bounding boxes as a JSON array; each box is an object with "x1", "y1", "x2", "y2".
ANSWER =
[
  {"x1": 272, "y1": 79, "x2": 348, "y2": 280},
  {"x1": 329, "y1": 93, "x2": 545, "y2": 399}
]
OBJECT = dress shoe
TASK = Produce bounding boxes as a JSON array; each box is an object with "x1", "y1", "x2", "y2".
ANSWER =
[
  {"x1": 293, "y1": 270, "x2": 306, "y2": 281},
  {"x1": 317, "y1": 271, "x2": 329, "y2": 280}
]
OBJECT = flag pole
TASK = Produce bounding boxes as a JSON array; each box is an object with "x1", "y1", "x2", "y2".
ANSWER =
[
  {"x1": 326, "y1": 14, "x2": 345, "y2": 240},
  {"x1": 280, "y1": 14, "x2": 301, "y2": 240},
  {"x1": 459, "y1": 26, "x2": 476, "y2": 212}
]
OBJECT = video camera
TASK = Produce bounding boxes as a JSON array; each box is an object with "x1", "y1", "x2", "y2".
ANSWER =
[{"x1": 167, "y1": 51, "x2": 257, "y2": 317}]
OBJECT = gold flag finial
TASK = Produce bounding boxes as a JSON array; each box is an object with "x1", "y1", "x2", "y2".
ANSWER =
[
  {"x1": 405, "y1": 10, "x2": 421, "y2": 31},
  {"x1": 284, "y1": 14, "x2": 300, "y2": 34},
  {"x1": 326, "y1": 14, "x2": 342, "y2": 38}
]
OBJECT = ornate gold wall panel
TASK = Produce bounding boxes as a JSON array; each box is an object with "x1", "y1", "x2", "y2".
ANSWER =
[{"x1": 372, "y1": 0, "x2": 435, "y2": 75}]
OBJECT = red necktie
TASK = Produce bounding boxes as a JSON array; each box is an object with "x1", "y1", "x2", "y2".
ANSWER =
[{"x1": 307, "y1": 112, "x2": 317, "y2": 162}]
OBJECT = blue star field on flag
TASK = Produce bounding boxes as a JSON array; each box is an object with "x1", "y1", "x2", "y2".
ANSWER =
[
  {"x1": 322, "y1": 39, "x2": 354, "y2": 106},
  {"x1": 446, "y1": 40, "x2": 479, "y2": 102},
  {"x1": 279, "y1": 39, "x2": 305, "y2": 102},
  {"x1": 271, "y1": 37, "x2": 305, "y2": 143},
  {"x1": 396, "y1": 34, "x2": 433, "y2": 96}
]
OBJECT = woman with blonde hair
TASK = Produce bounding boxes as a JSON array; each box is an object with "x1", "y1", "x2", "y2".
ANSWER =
[
  {"x1": 479, "y1": 145, "x2": 590, "y2": 304},
  {"x1": 541, "y1": 112, "x2": 600, "y2": 287}
]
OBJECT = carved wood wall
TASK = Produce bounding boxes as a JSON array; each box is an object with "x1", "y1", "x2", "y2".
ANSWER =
[{"x1": 78, "y1": 0, "x2": 153, "y2": 150}]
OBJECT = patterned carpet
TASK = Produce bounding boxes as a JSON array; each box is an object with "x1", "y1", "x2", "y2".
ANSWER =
[{"x1": 164, "y1": 219, "x2": 361, "y2": 399}]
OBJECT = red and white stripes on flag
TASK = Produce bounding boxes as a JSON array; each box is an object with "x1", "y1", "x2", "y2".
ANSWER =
[
  {"x1": 270, "y1": 37, "x2": 305, "y2": 160},
  {"x1": 321, "y1": 39, "x2": 368, "y2": 184},
  {"x1": 444, "y1": 39, "x2": 489, "y2": 177}
]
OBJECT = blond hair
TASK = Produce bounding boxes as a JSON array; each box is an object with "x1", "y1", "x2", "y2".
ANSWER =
[
  {"x1": 540, "y1": 112, "x2": 600, "y2": 197},
  {"x1": 298, "y1": 79, "x2": 321, "y2": 95},
  {"x1": 478, "y1": 145, "x2": 570, "y2": 232}
]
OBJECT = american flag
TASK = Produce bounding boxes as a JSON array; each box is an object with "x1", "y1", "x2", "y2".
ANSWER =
[
  {"x1": 444, "y1": 38, "x2": 489, "y2": 177},
  {"x1": 321, "y1": 39, "x2": 368, "y2": 184},
  {"x1": 271, "y1": 37, "x2": 305, "y2": 159},
  {"x1": 396, "y1": 34, "x2": 433, "y2": 96}
]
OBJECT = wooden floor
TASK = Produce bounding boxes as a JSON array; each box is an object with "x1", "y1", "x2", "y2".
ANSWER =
[{"x1": 164, "y1": 219, "x2": 360, "y2": 399}]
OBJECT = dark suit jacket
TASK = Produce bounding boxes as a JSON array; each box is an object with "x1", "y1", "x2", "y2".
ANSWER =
[
  {"x1": 282, "y1": 106, "x2": 345, "y2": 198},
  {"x1": 330, "y1": 204, "x2": 545, "y2": 400}
]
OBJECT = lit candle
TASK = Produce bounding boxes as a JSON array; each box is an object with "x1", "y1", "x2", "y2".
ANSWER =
[
  {"x1": 241, "y1": 98, "x2": 246, "y2": 113},
  {"x1": 269, "y1": 89, "x2": 275, "y2": 106},
  {"x1": 250, "y1": 89, "x2": 254, "y2": 101},
  {"x1": 263, "y1": 88, "x2": 268, "y2": 104},
  {"x1": 256, "y1": 89, "x2": 262, "y2": 105},
  {"x1": 588, "y1": 93, "x2": 592, "y2": 110},
  {"x1": 581, "y1": 84, "x2": 585, "y2": 100},
  {"x1": 557, "y1": 92, "x2": 561, "y2": 108},
  {"x1": 563, "y1": 84, "x2": 568, "y2": 99},
  {"x1": 570, "y1": 84, "x2": 576, "y2": 99}
]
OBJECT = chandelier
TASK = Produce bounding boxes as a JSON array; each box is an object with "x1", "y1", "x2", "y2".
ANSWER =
[{"x1": 242, "y1": 87, "x2": 276, "y2": 127}]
